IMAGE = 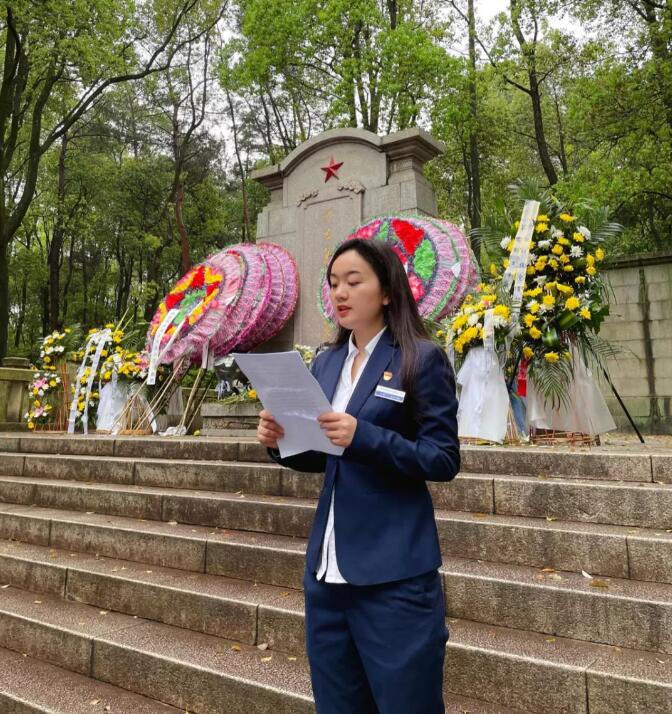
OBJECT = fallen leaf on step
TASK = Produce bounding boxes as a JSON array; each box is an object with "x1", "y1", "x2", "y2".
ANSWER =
[
  {"x1": 89, "y1": 700, "x2": 100, "y2": 706},
  {"x1": 280, "y1": 591, "x2": 290, "y2": 597},
  {"x1": 538, "y1": 474, "x2": 548, "y2": 480},
  {"x1": 590, "y1": 580, "x2": 609, "y2": 588},
  {"x1": 260, "y1": 656, "x2": 272, "y2": 662},
  {"x1": 231, "y1": 645, "x2": 241, "y2": 651},
  {"x1": 33, "y1": 600, "x2": 42, "y2": 604},
  {"x1": 1, "y1": 584, "x2": 10, "y2": 589},
  {"x1": 99, "y1": 610, "x2": 108, "y2": 615},
  {"x1": 546, "y1": 516, "x2": 557, "y2": 522},
  {"x1": 541, "y1": 567, "x2": 556, "y2": 573},
  {"x1": 86, "y1": 511, "x2": 95, "y2": 514},
  {"x1": 545, "y1": 637, "x2": 556, "y2": 643},
  {"x1": 257, "y1": 643, "x2": 269, "y2": 650},
  {"x1": 548, "y1": 574, "x2": 562, "y2": 581},
  {"x1": 168, "y1": 521, "x2": 178, "y2": 526},
  {"x1": 656, "y1": 659, "x2": 666, "y2": 664},
  {"x1": 581, "y1": 570, "x2": 593, "y2": 579},
  {"x1": 472, "y1": 513, "x2": 487, "y2": 519},
  {"x1": 287, "y1": 656, "x2": 297, "y2": 661}
]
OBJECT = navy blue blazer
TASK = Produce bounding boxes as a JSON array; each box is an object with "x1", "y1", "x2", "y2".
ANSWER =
[{"x1": 269, "y1": 329, "x2": 460, "y2": 585}]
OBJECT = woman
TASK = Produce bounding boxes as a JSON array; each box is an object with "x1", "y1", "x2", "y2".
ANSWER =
[{"x1": 257, "y1": 238, "x2": 460, "y2": 714}]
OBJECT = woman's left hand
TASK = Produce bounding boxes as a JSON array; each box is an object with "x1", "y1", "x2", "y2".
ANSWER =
[{"x1": 318, "y1": 411, "x2": 357, "y2": 448}]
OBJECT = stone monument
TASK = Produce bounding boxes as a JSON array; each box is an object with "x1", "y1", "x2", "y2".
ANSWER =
[{"x1": 251, "y1": 127, "x2": 444, "y2": 349}]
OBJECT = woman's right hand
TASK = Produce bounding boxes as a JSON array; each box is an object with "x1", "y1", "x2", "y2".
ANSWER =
[{"x1": 257, "y1": 409, "x2": 285, "y2": 449}]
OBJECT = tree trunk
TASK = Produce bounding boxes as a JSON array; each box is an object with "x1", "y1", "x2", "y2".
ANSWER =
[
  {"x1": 467, "y1": 0, "x2": 482, "y2": 252},
  {"x1": 175, "y1": 183, "x2": 191, "y2": 272},
  {"x1": 528, "y1": 72, "x2": 558, "y2": 186},
  {"x1": 48, "y1": 132, "x2": 68, "y2": 329},
  {"x1": 226, "y1": 89, "x2": 250, "y2": 242},
  {"x1": 0, "y1": 235, "x2": 8, "y2": 357}
]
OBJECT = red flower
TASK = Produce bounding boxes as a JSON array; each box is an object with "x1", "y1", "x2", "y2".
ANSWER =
[
  {"x1": 190, "y1": 266, "x2": 205, "y2": 290},
  {"x1": 391, "y1": 219, "x2": 424, "y2": 255},
  {"x1": 165, "y1": 292, "x2": 182, "y2": 310},
  {"x1": 407, "y1": 273, "x2": 425, "y2": 301}
]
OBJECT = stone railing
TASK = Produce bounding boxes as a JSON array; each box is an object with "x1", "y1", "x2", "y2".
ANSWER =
[{"x1": 0, "y1": 358, "x2": 33, "y2": 430}]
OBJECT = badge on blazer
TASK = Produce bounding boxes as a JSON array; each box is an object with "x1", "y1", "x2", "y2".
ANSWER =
[
  {"x1": 383, "y1": 371, "x2": 393, "y2": 381},
  {"x1": 375, "y1": 385, "x2": 405, "y2": 403}
]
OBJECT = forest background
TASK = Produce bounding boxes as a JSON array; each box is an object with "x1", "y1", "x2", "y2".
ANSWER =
[{"x1": 0, "y1": 0, "x2": 669, "y2": 360}]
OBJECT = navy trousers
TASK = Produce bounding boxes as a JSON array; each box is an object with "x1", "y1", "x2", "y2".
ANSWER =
[{"x1": 304, "y1": 569, "x2": 448, "y2": 714}]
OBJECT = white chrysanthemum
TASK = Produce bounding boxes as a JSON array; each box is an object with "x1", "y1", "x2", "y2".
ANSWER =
[
  {"x1": 578, "y1": 225, "x2": 591, "y2": 240},
  {"x1": 527, "y1": 253, "x2": 537, "y2": 264},
  {"x1": 492, "y1": 315, "x2": 508, "y2": 328},
  {"x1": 464, "y1": 305, "x2": 475, "y2": 315},
  {"x1": 534, "y1": 275, "x2": 548, "y2": 286},
  {"x1": 500, "y1": 236, "x2": 511, "y2": 249},
  {"x1": 570, "y1": 245, "x2": 583, "y2": 258},
  {"x1": 551, "y1": 227, "x2": 563, "y2": 239},
  {"x1": 467, "y1": 313, "x2": 480, "y2": 326},
  {"x1": 539, "y1": 303, "x2": 551, "y2": 314},
  {"x1": 537, "y1": 239, "x2": 551, "y2": 250}
]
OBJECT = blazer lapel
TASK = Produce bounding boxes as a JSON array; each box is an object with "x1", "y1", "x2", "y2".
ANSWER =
[
  {"x1": 345, "y1": 329, "x2": 395, "y2": 417},
  {"x1": 320, "y1": 341, "x2": 349, "y2": 404}
]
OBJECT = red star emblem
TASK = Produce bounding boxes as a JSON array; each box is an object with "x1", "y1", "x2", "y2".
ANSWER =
[{"x1": 321, "y1": 156, "x2": 343, "y2": 182}]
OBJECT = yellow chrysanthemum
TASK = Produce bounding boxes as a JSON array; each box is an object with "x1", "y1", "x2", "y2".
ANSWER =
[
  {"x1": 587, "y1": 266, "x2": 597, "y2": 276},
  {"x1": 559, "y1": 213, "x2": 574, "y2": 222},
  {"x1": 537, "y1": 214, "x2": 549, "y2": 222},
  {"x1": 523, "y1": 346, "x2": 534, "y2": 360},
  {"x1": 503, "y1": 258, "x2": 509, "y2": 269},
  {"x1": 586, "y1": 253, "x2": 595, "y2": 266},
  {"x1": 544, "y1": 352, "x2": 560, "y2": 362},
  {"x1": 575, "y1": 276, "x2": 586, "y2": 284},
  {"x1": 529, "y1": 302, "x2": 540, "y2": 314},
  {"x1": 529, "y1": 326, "x2": 542, "y2": 340},
  {"x1": 248, "y1": 389, "x2": 257, "y2": 400},
  {"x1": 551, "y1": 244, "x2": 564, "y2": 256},
  {"x1": 596, "y1": 247, "x2": 605, "y2": 261},
  {"x1": 573, "y1": 232, "x2": 585, "y2": 243},
  {"x1": 558, "y1": 237, "x2": 570, "y2": 246},
  {"x1": 549, "y1": 258, "x2": 559, "y2": 270},
  {"x1": 580, "y1": 307, "x2": 592, "y2": 320},
  {"x1": 543, "y1": 294, "x2": 556, "y2": 307},
  {"x1": 493, "y1": 304, "x2": 510, "y2": 318},
  {"x1": 565, "y1": 296, "x2": 581, "y2": 311},
  {"x1": 560, "y1": 254, "x2": 570, "y2": 264},
  {"x1": 523, "y1": 287, "x2": 542, "y2": 298},
  {"x1": 535, "y1": 223, "x2": 549, "y2": 233},
  {"x1": 523, "y1": 313, "x2": 538, "y2": 327},
  {"x1": 490, "y1": 263, "x2": 499, "y2": 277},
  {"x1": 563, "y1": 265, "x2": 574, "y2": 272},
  {"x1": 556, "y1": 284, "x2": 573, "y2": 295},
  {"x1": 527, "y1": 266, "x2": 536, "y2": 275}
]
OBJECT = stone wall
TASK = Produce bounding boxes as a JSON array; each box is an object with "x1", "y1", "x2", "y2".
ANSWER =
[{"x1": 599, "y1": 252, "x2": 672, "y2": 434}]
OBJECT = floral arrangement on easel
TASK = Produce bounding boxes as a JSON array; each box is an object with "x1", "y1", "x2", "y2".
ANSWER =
[
  {"x1": 462, "y1": 180, "x2": 622, "y2": 441},
  {"x1": 25, "y1": 328, "x2": 80, "y2": 430}
]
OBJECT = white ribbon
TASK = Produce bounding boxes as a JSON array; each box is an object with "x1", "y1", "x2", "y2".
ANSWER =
[
  {"x1": 483, "y1": 309, "x2": 495, "y2": 353},
  {"x1": 67, "y1": 329, "x2": 111, "y2": 434},
  {"x1": 502, "y1": 199, "x2": 540, "y2": 320},
  {"x1": 147, "y1": 309, "x2": 179, "y2": 385}
]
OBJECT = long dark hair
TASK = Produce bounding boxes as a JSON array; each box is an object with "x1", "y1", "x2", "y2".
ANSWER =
[{"x1": 326, "y1": 238, "x2": 431, "y2": 404}]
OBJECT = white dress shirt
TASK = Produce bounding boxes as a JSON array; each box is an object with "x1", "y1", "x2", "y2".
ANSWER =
[{"x1": 316, "y1": 325, "x2": 388, "y2": 583}]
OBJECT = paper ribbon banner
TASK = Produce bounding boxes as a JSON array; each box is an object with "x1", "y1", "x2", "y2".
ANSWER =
[
  {"x1": 502, "y1": 199, "x2": 540, "y2": 319},
  {"x1": 67, "y1": 328, "x2": 111, "y2": 434}
]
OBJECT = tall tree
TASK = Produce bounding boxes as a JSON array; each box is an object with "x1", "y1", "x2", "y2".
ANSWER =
[{"x1": 0, "y1": 0, "x2": 220, "y2": 357}]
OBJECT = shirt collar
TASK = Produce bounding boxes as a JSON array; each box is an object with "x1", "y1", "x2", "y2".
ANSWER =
[{"x1": 347, "y1": 325, "x2": 387, "y2": 358}]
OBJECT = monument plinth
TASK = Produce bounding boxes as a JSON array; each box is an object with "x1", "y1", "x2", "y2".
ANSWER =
[{"x1": 251, "y1": 127, "x2": 444, "y2": 349}]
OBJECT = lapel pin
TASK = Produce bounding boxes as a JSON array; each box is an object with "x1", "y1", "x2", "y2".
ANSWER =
[{"x1": 383, "y1": 371, "x2": 393, "y2": 381}]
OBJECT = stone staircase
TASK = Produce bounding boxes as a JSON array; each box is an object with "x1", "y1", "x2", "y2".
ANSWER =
[{"x1": 0, "y1": 434, "x2": 670, "y2": 713}]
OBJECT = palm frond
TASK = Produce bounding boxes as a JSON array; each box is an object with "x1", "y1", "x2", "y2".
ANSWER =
[
  {"x1": 527, "y1": 356, "x2": 574, "y2": 410},
  {"x1": 576, "y1": 332, "x2": 620, "y2": 381},
  {"x1": 506, "y1": 179, "x2": 557, "y2": 216}
]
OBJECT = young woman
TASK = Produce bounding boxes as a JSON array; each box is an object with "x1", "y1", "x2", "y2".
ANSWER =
[{"x1": 257, "y1": 238, "x2": 460, "y2": 714}]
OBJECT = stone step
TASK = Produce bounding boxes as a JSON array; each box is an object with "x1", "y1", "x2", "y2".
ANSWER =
[
  {"x1": 0, "y1": 585, "x2": 314, "y2": 714},
  {"x1": 1, "y1": 501, "x2": 671, "y2": 592},
  {"x1": 3, "y1": 433, "x2": 672, "y2": 482},
  {"x1": 2, "y1": 515, "x2": 672, "y2": 658},
  {"x1": 0, "y1": 537, "x2": 305, "y2": 651},
  {"x1": 0, "y1": 582, "x2": 669, "y2": 713},
  {"x1": 444, "y1": 618, "x2": 672, "y2": 713},
  {"x1": 3, "y1": 469, "x2": 672, "y2": 535},
  {"x1": 443, "y1": 557, "x2": 672, "y2": 654},
  {"x1": 0, "y1": 645, "x2": 181, "y2": 713}
]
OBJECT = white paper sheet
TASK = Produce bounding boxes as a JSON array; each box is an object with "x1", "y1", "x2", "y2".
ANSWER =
[{"x1": 232, "y1": 351, "x2": 344, "y2": 458}]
